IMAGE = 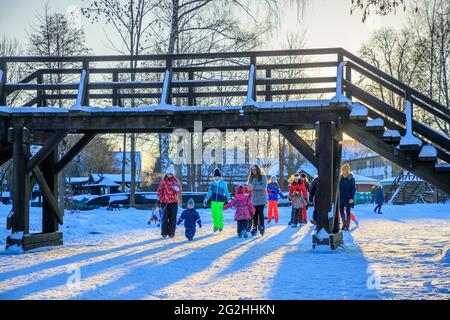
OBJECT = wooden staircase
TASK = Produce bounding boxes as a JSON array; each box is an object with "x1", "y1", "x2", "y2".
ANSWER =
[
  {"x1": 388, "y1": 172, "x2": 435, "y2": 205},
  {"x1": 345, "y1": 103, "x2": 450, "y2": 195},
  {"x1": 337, "y1": 52, "x2": 450, "y2": 196}
]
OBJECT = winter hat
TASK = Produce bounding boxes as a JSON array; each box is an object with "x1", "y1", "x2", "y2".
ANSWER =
[
  {"x1": 341, "y1": 164, "x2": 350, "y2": 174},
  {"x1": 214, "y1": 168, "x2": 221, "y2": 177},
  {"x1": 187, "y1": 198, "x2": 195, "y2": 207},
  {"x1": 166, "y1": 164, "x2": 175, "y2": 175},
  {"x1": 236, "y1": 185, "x2": 245, "y2": 194},
  {"x1": 270, "y1": 175, "x2": 277, "y2": 182}
]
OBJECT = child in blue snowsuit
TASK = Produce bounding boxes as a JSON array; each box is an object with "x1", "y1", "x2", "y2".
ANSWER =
[{"x1": 177, "y1": 198, "x2": 202, "y2": 241}]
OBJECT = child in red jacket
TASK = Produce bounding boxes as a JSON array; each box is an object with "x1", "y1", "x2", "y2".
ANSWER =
[{"x1": 288, "y1": 176, "x2": 308, "y2": 227}]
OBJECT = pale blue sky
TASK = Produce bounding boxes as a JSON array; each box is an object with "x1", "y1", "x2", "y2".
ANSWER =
[{"x1": 0, "y1": 0, "x2": 408, "y2": 55}]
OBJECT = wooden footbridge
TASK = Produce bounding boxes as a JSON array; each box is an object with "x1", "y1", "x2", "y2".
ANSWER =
[{"x1": 1, "y1": 48, "x2": 449, "y2": 250}]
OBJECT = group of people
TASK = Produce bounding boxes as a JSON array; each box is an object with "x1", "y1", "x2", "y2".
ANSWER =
[{"x1": 154, "y1": 162, "x2": 365, "y2": 241}]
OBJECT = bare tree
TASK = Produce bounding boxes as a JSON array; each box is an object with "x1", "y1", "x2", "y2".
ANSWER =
[
  {"x1": 82, "y1": 0, "x2": 159, "y2": 206},
  {"x1": 0, "y1": 36, "x2": 25, "y2": 106},
  {"x1": 358, "y1": 1, "x2": 449, "y2": 135},
  {"x1": 27, "y1": 4, "x2": 90, "y2": 212},
  {"x1": 351, "y1": 0, "x2": 409, "y2": 22}
]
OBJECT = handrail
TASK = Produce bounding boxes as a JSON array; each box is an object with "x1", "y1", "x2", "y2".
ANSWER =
[
  {"x1": 341, "y1": 48, "x2": 449, "y2": 117},
  {"x1": 347, "y1": 61, "x2": 450, "y2": 123},
  {"x1": 0, "y1": 47, "x2": 341, "y2": 63}
]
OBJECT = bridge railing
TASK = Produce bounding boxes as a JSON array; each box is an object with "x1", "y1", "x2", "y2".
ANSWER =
[
  {"x1": 0, "y1": 48, "x2": 343, "y2": 108},
  {"x1": 340, "y1": 48, "x2": 450, "y2": 163}
]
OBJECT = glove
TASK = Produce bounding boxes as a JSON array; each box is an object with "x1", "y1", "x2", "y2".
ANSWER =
[
  {"x1": 197, "y1": 221, "x2": 202, "y2": 228},
  {"x1": 177, "y1": 219, "x2": 182, "y2": 225},
  {"x1": 349, "y1": 199, "x2": 354, "y2": 204}
]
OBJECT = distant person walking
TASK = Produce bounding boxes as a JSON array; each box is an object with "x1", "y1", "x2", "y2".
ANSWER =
[
  {"x1": 248, "y1": 164, "x2": 268, "y2": 236},
  {"x1": 373, "y1": 184, "x2": 384, "y2": 214},
  {"x1": 203, "y1": 168, "x2": 231, "y2": 232},
  {"x1": 157, "y1": 165, "x2": 182, "y2": 238},
  {"x1": 339, "y1": 164, "x2": 356, "y2": 231}
]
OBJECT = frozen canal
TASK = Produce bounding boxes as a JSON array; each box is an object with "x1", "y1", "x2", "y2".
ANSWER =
[{"x1": 0, "y1": 203, "x2": 448, "y2": 299}]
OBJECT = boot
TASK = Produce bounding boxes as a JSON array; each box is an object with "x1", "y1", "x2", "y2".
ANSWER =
[
  {"x1": 251, "y1": 228, "x2": 257, "y2": 236},
  {"x1": 259, "y1": 226, "x2": 265, "y2": 236},
  {"x1": 346, "y1": 214, "x2": 351, "y2": 231}
]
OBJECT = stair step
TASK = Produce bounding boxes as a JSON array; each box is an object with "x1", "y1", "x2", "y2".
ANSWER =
[
  {"x1": 418, "y1": 144, "x2": 438, "y2": 162},
  {"x1": 435, "y1": 163, "x2": 450, "y2": 172},
  {"x1": 365, "y1": 118, "x2": 384, "y2": 131},
  {"x1": 349, "y1": 103, "x2": 368, "y2": 121},
  {"x1": 383, "y1": 130, "x2": 401, "y2": 143},
  {"x1": 398, "y1": 134, "x2": 422, "y2": 151}
]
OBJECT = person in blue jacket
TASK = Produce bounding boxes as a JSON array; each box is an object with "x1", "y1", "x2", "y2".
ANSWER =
[
  {"x1": 177, "y1": 198, "x2": 202, "y2": 241},
  {"x1": 373, "y1": 184, "x2": 384, "y2": 214},
  {"x1": 203, "y1": 168, "x2": 231, "y2": 232},
  {"x1": 266, "y1": 175, "x2": 286, "y2": 223},
  {"x1": 339, "y1": 164, "x2": 356, "y2": 231}
]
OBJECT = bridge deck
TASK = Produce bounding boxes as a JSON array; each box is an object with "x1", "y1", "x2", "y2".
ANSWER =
[{"x1": 0, "y1": 100, "x2": 350, "y2": 133}]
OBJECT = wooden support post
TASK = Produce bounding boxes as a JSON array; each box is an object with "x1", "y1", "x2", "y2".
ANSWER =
[
  {"x1": 9, "y1": 127, "x2": 30, "y2": 237},
  {"x1": 32, "y1": 166, "x2": 63, "y2": 225},
  {"x1": 41, "y1": 150, "x2": 59, "y2": 232},
  {"x1": 279, "y1": 127, "x2": 318, "y2": 168},
  {"x1": 331, "y1": 129, "x2": 343, "y2": 234},
  {"x1": 163, "y1": 59, "x2": 173, "y2": 105},
  {"x1": 82, "y1": 61, "x2": 90, "y2": 106},
  {"x1": 0, "y1": 61, "x2": 6, "y2": 106},
  {"x1": 265, "y1": 68, "x2": 272, "y2": 102},
  {"x1": 250, "y1": 56, "x2": 257, "y2": 101},
  {"x1": 36, "y1": 72, "x2": 47, "y2": 107},
  {"x1": 27, "y1": 130, "x2": 67, "y2": 173},
  {"x1": 345, "y1": 64, "x2": 352, "y2": 100},
  {"x1": 112, "y1": 71, "x2": 119, "y2": 106},
  {"x1": 316, "y1": 122, "x2": 334, "y2": 233},
  {"x1": 243, "y1": 56, "x2": 257, "y2": 108},
  {"x1": 188, "y1": 70, "x2": 195, "y2": 106}
]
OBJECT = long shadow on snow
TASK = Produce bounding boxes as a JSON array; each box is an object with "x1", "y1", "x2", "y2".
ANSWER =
[
  {"x1": 0, "y1": 235, "x2": 168, "y2": 281},
  {"x1": 268, "y1": 228, "x2": 381, "y2": 300},
  {"x1": 71, "y1": 232, "x2": 266, "y2": 300},
  {"x1": 213, "y1": 226, "x2": 297, "y2": 280},
  {"x1": 0, "y1": 233, "x2": 215, "y2": 299}
]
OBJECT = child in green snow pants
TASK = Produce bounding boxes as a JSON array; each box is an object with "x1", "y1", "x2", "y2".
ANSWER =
[
  {"x1": 211, "y1": 201, "x2": 224, "y2": 230},
  {"x1": 204, "y1": 168, "x2": 231, "y2": 231}
]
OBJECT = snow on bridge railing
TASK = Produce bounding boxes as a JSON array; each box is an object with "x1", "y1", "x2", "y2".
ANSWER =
[{"x1": 1, "y1": 48, "x2": 346, "y2": 108}]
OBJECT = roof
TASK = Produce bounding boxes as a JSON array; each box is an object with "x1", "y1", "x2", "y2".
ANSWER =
[
  {"x1": 85, "y1": 177, "x2": 119, "y2": 187},
  {"x1": 297, "y1": 162, "x2": 318, "y2": 177},
  {"x1": 90, "y1": 173, "x2": 142, "y2": 184},
  {"x1": 352, "y1": 174, "x2": 380, "y2": 185},
  {"x1": 66, "y1": 177, "x2": 90, "y2": 183}
]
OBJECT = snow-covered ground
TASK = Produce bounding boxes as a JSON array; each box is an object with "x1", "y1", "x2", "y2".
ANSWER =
[{"x1": 0, "y1": 202, "x2": 448, "y2": 300}]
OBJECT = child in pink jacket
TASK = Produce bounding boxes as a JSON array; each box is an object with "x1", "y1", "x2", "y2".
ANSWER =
[{"x1": 224, "y1": 185, "x2": 255, "y2": 238}]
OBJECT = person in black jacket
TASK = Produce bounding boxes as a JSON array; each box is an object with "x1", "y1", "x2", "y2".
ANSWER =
[
  {"x1": 309, "y1": 175, "x2": 319, "y2": 225},
  {"x1": 339, "y1": 164, "x2": 356, "y2": 231}
]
